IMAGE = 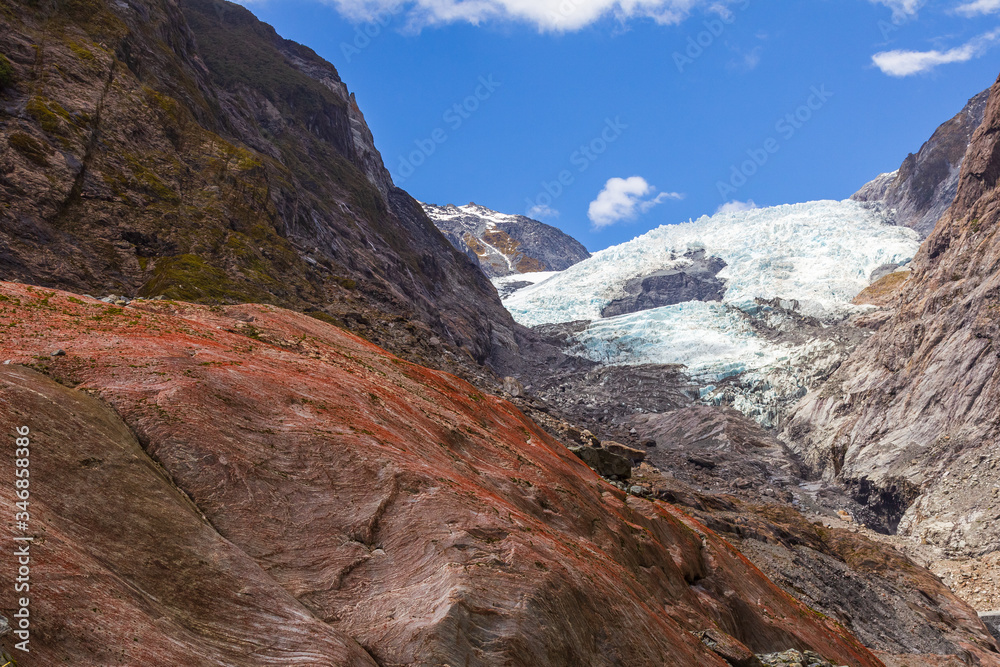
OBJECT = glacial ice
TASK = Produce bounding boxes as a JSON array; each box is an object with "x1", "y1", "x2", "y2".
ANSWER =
[
  {"x1": 497, "y1": 200, "x2": 921, "y2": 424},
  {"x1": 565, "y1": 301, "x2": 784, "y2": 379},
  {"x1": 504, "y1": 200, "x2": 919, "y2": 327}
]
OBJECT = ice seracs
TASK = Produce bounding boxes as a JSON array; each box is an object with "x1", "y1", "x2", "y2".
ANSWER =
[
  {"x1": 498, "y1": 199, "x2": 921, "y2": 426},
  {"x1": 504, "y1": 200, "x2": 919, "y2": 325}
]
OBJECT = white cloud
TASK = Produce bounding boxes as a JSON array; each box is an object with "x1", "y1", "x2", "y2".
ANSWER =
[
  {"x1": 588, "y1": 176, "x2": 681, "y2": 229},
  {"x1": 955, "y1": 0, "x2": 1000, "y2": 15},
  {"x1": 526, "y1": 203, "x2": 560, "y2": 219},
  {"x1": 319, "y1": 0, "x2": 742, "y2": 32},
  {"x1": 872, "y1": 29, "x2": 1000, "y2": 76},
  {"x1": 715, "y1": 199, "x2": 757, "y2": 214},
  {"x1": 869, "y1": 0, "x2": 922, "y2": 20}
]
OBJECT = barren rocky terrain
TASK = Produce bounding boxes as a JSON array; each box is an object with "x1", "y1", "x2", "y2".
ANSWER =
[
  {"x1": 0, "y1": 281, "x2": 901, "y2": 666},
  {"x1": 854, "y1": 88, "x2": 990, "y2": 237},
  {"x1": 786, "y1": 73, "x2": 1000, "y2": 559},
  {"x1": 1, "y1": 0, "x2": 999, "y2": 664}
]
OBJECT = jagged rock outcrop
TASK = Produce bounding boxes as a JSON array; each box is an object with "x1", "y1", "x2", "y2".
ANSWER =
[
  {"x1": 786, "y1": 75, "x2": 1000, "y2": 555},
  {"x1": 601, "y1": 249, "x2": 727, "y2": 317},
  {"x1": 0, "y1": 0, "x2": 517, "y2": 368},
  {"x1": 627, "y1": 459, "x2": 1000, "y2": 665},
  {"x1": 0, "y1": 282, "x2": 887, "y2": 665},
  {"x1": 853, "y1": 88, "x2": 990, "y2": 237},
  {"x1": 422, "y1": 202, "x2": 590, "y2": 277}
]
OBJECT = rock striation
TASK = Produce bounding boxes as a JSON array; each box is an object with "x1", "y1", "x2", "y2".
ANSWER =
[
  {"x1": 0, "y1": 281, "x2": 887, "y2": 666},
  {"x1": 0, "y1": 364, "x2": 380, "y2": 666}
]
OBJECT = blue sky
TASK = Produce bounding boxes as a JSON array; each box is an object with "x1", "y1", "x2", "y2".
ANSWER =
[{"x1": 234, "y1": 0, "x2": 999, "y2": 251}]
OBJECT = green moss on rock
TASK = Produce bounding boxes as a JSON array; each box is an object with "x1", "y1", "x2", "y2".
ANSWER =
[
  {"x1": 0, "y1": 53, "x2": 14, "y2": 90},
  {"x1": 26, "y1": 96, "x2": 74, "y2": 135},
  {"x1": 8, "y1": 132, "x2": 51, "y2": 166},
  {"x1": 141, "y1": 254, "x2": 284, "y2": 305},
  {"x1": 67, "y1": 40, "x2": 96, "y2": 62}
]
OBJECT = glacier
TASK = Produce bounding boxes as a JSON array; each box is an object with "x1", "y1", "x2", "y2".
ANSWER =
[
  {"x1": 496, "y1": 200, "x2": 922, "y2": 426},
  {"x1": 504, "y1": 200, "x2": 919, "y2": 325}
]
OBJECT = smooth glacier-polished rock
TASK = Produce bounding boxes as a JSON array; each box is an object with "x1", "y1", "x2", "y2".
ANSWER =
[{"x1": 0, "y1": 282, "x2": 885, "y2": 666}]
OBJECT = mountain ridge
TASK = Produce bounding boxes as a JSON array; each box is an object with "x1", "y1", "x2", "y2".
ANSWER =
[
  {"x1": 787, "y1": 75, "x2": 1000, "y2": 556},
  {"x1": 853, "y1": 88, "x2": 991, "y2": 237},
  {"x1": 422, "y1": 201, "x2": 591, "y2": 278},
  {"x1": 0, "y1": 0, "x2": 518, "y2": 371}
]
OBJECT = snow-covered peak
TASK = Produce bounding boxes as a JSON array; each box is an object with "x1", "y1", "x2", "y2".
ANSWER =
[
  {"x1": 420, "y1": 201, "x2": 591, "y2": 278},
  {"x1": 422, "y1": 202, "x2": 523, "y2": 226}
]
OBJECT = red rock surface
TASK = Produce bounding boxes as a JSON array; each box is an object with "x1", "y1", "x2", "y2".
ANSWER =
[
  {"x1": 0, "y1": 282, "x2": 884, "y2": 665},
  {"x1": 0, "y1": 364, "x2": 379, "y2": 665}
]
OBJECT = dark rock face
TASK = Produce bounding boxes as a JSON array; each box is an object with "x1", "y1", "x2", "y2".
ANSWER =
[
  {"x1": 982, "y1": 614, "x2": 1000, "y2": 642},
  {"x1": 853, "y1": 88, "x2": 990, "y2": 237},
  {"x1": 696, "y1": 628, "x2": 765, "y2": 667},
  {"x1": 601, "y1": 249, "x2": 727, "y2": 317},
  {"x1": 497, "y1": 279, "x2": 534, "y2": 298},
  {"x1": 568, "y1": 445, "x2": 632, "y2": 479},
  {"x1": 422, "y1": 202, "x2": 591, "y2": 277},
  {"x1": 787, "y1": 74, "x2": 1000, "y2": 556},
  {"x1": 0, "y1": 0, "x2": 517, "y2": 368}
]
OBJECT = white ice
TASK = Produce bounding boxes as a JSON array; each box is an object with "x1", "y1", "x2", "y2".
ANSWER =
[
  {"x1": 500, "y1": 200, "x2": 920, "y2": 382},
  {"x1": 504, "y1": 199, "x2": 919, "y2": 326}
]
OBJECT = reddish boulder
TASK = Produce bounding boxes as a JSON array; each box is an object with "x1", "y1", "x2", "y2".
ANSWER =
[{"x1": 603, "y1": 440, "x2": 648, "y2": 464}]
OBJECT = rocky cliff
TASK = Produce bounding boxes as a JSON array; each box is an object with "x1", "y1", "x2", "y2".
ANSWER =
[
  {"x1": 0, "y1": 0, "x2": 517, "y2": 368},
  {"x1": 422, "y1": 202, "x2": 591, "y2": 277},
  {"x1": 853, "y1": 88, "x2": 990, "y2": 237},
  {"x1": 0, "y1": 281, "x2": 898, "y2": 666},
  {"x1": 786, "y1": 75, "x2": 1000, "y2": 556}
]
